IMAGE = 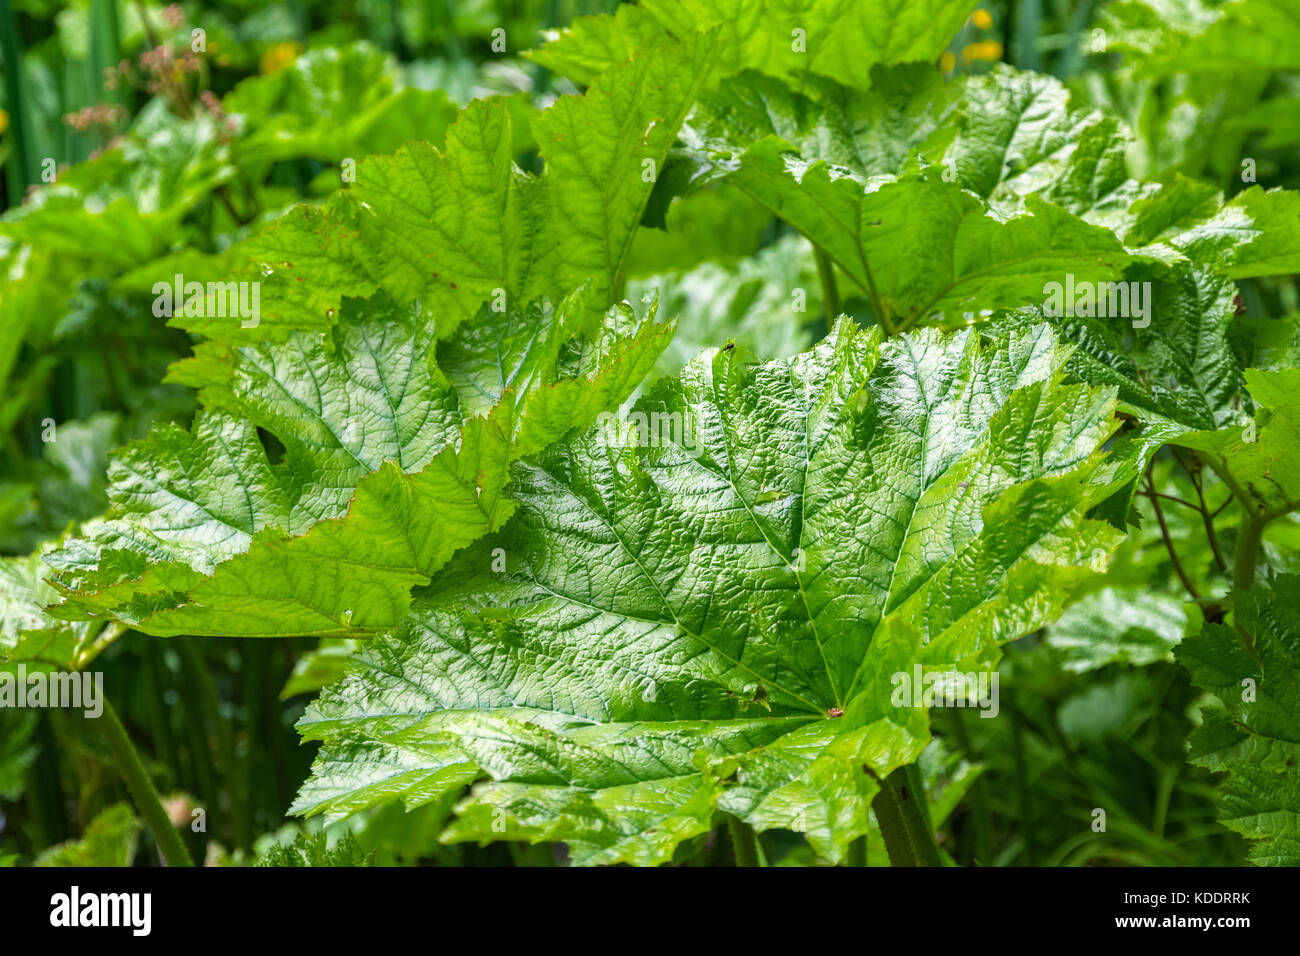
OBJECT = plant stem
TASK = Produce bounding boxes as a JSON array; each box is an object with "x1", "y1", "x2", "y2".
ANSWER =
[
  {"x1": 813, "y1": 245, "x2": 841, "y2": 335},
  {"x1": 726, "y1": 815, "x2": 761, "y2": 867},
  {"x1": 846, "y1": 834, "x2": 867, "y2": 867},
  {"x1": 0, "y1": 0, "x2": 34, "y2": 203},
  {"x1": 951, "y1": 707, "x2": 993, "y2": 864},
  {"x1": 1232, "y1": 513, "x2": 1262, "y2": 596},
  {"x1": 869, "y1": 764, "x2": 941, "y2": 867},
  {"x1": 1230, "y1": 513, "x2": 1264, "y2": 657},
  {"x1": 1008, "y1": 697, "x2": 1038, "y2": 865},
  {"x1": 1145, "y1": 476, "x2": 1200, "y2": 602},
  {"x1": 508, "y1": 843, "x2": 555, "y2": 867},
  {"x1": 1172, "y1": 449, "x2": 1228, "y2": 573},
  {"x1": 91, "y1": 697, "x2": 193, "y2": 866},
  {"x1": 176, "y1": 637, "x2": 241, "y2": 844}
]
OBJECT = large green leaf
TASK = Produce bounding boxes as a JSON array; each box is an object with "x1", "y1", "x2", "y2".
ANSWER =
[
  {"x1": 530, "y1": 0, "x2": 978, "y2": 91},
  {"x1": 1123, "y1": 0, "x2": 1300, "y2": 75},
  {"x1": 223, "y1": 42, "x2": 458, "y2": 163},
  {"x1": 193, "y1": 31, "x2": 722, "y2": 344},
  {"x1": 991, "y1": 262, "x2": 1248, "y2": 432},
  {"x1": 1, "y1": 539, "x2": 115, "y2": 673},
  {"x1": 1044, "y1": 587, "x2": 1189, "y2": 673},
  {"x1": 688, "y1": 70, "x2": 1134, "y2": 326},
  {"x1": 294, "y1": 321, "x2": 1125, "y2": 864},
  {"x1": 47, "y1": 292, "x2": 674, "y2": 637}
]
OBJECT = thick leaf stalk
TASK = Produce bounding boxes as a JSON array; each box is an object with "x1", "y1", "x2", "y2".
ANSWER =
[
  {"x1": 871, "y1": 764, "x2": 942, "y2": 867},
  {"x1": 89, "y1": 698, "x2": 194, "y2": 867}
]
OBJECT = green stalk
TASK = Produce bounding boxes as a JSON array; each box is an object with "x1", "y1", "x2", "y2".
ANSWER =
[
  {"x1": 870, "y1": 764, "x2": 942, "y2": 867},
  {"x1": 91, "y1": 697, "x2": 193, "y2": 866},
  {"x1": 505, "y1": 842, "x2": 557, "y2": 866},
  {"x1": 1056, "y1": 0, "x2": 1095, "y2": 78},
  {"x1": 1011, "y1": 0, "x2": 1043, "y2": 72},
  {"x1": 951, "y1": 707, "x2": 993, "y2": 864},
  {"x1": 1231, "y1": 513, "x2": 1264, "y2": 656},
  {"x1": 526, "y1": 843, "x2": 556, "y2": 866},
  {"x1": 89, "y1": 0, "x2": 121, "y2": 101},
  {"x1": 177, "y1": 638, "x2": 242, "y2": 844},
  {"x1": 1232, "y1": 513, "x2": 1263, "y2": 595},
  {"x1": 1009, "y1": 698, "x2": 1037, "y2": 865},
  {"x1": 846, "y1": 834, "x2": 867, "y2": 867},
  {"x1": 813, "y1": 244, "x2": 841, "y2": 335},
  {"x1": 0, "y1": 0, "x2": 35, "y2": 203},
  {"x1": 241, "y1": 641, "x2": 271, "y2": 849},
  {"x1": 140, "y1": 643, "x2": 181, "y2": 792},
  {"x1": 24, "y1": 714, "x2": 69, "y2": 849},
  {"x1": 726, "y1": 815, "x2": 761, "y2": 867}
]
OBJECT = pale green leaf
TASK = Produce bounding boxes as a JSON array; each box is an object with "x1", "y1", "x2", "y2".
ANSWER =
[{"x1": 294, "y1": 322, "x2": 1125, "y2": 863}]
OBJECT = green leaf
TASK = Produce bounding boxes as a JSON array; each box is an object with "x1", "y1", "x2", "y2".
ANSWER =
[
  {"x1": 294, "y1": 321, "x2": 1124, "y2": 864},
  {"x1": 1128, "y1": 0, "x2": 1300, "y2": 75},
  {"x1": 280, "y1": 638, "x2": 360, "y2": 700},
  {"x1": 1, "y1": 539, "x2": 116, "y2": 673},
  {"x1": 1178, "y1": 575, "x2": 1300, "y2": 865},
  {"x1": 690, "y1": 71, "x2": 1133, "y2": 325},
  {"x1": 0, "y1": 412, "x2": 120, "y2": 554},
  {"x1": 223, "y1": 42, "x2": 458, "y2": 163},
  {"x1": 628, "y1": 232, "x2": 821, "y2": 377},
  {"x1": 35, "y1": 803, "x2": 141, "y2": 867},
  {"x1": 48, "y1": 292, "x2": 673, "y2": 637},
  {"x1": 1175, "y1": 368, "x2": 1300, "y2": 520},
  {"x1": 531, "y1": 0, "x2": 978, "y2": 91},
  {"x1": 255, "y1": 830, "x2": 371, "y2": 867},
  {"x1": 533, "y1": 32, "x2": 723, "y2": 317},
  {"x1": 1164, "y1": 187, "x2": 1300, "y2": 280},
  {"x1": 526, "y1": 4, "x2": 666, "y2": 85},
  {"x1": 198, "y1": 32, "x2": 721, "y2": 344},
  {"x1": 1045, "y1": 587, "x2": 1189, "y2": 673}
]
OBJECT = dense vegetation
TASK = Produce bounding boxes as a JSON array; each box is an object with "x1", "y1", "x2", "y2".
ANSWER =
[{"x1": 2, "y1": 0, "x2": 1298, "y2": 868}]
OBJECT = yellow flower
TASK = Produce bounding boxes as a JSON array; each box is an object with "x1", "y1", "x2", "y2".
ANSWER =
[
  {"x1": 259, "y1": 41, "x2": 302, "y2": 75},
  {"x1": 0, "y1": 109, "x2": 8, "y2": 136},
  {"x1": 972, "y1": 9, "x2": 993, "y2": 29},
  {"x1": 939, "y1": 50, "x2": 956, "y2": 74},
  {"x1": 962, "y1": 41, "x2": 1003, "y2": 64}
]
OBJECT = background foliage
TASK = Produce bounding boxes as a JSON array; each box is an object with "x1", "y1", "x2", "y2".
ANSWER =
[{"x1": 1, "y1": 0, "x2": 1297, "y2": 867}]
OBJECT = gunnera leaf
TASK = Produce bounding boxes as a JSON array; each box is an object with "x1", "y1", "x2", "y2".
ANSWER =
[
  {"x1": 45, "y1": 290, "x2": 673, "y2": 637},
  {"x1": 293, "y1": 320, "x2": 1126, "y2": 864}
]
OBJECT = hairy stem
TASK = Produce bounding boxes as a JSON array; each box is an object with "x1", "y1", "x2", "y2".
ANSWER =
[
  {"x1": 813, "y1": 245, "x2": 841, "y2": 335},
  {"x1": 726, "y1": 815, "x2": 761, "y2": 867},
  {"x1": 846, "y1": 834, "x2": 867, "y2": 867},
  {"x1": 869, "y1": 764, "x2": 942, "y2": 867},
  {"x1": 1233, "y1": 513, "x2": 1263, "y2": 595},
  {"x1": 91, "y1": 697, "x2": 193, "y2": 867},
  {"x1": 1231, "y1": 514, "x2": 1264, "y2": 657}
]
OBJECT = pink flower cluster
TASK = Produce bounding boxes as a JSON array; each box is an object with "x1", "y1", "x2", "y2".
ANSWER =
[{"x1": 63, "y1": 103, "x2": 128, "y2": 132}]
